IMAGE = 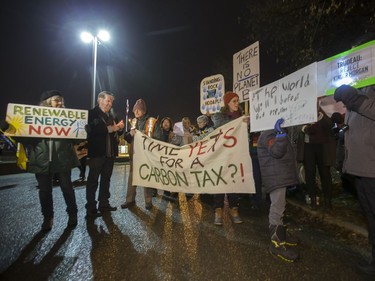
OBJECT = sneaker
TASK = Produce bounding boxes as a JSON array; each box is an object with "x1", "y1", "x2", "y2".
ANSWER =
[
  {"x1": 41, "y1": 217, "x2": 53, "y2": 232},
  {"x1": 145, "y1": 203, "x2": 153, "y2": 210},
  {"x1": 269, "y1": 241, "x2": 299, "y2": 262},
  {"x1": 99, "y1": 205, "x2": 117, "y2": 212},
  {"x1": 85, "y1": 210, "x2": 102, "y2": 219},
  {"x1": 67, "y1": 215, "x2": 78, "y2": 227},
  {"x1": 229, "y1": 207, "x2": 243, "y2": 224},
  {"x1": 214, "y1": 208, "x2": 223, "y2": 226},
  {"x1": 121, "y1": 201, "x2": 136, "y2": 209}
]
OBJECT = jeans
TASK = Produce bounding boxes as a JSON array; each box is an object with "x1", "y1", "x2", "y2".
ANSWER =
[
  {"x1": 86, "y1": 156, "x2": 115, "y2": 212},
  {"x1": 36, "y1": 171, "x2": 77, "y2": 218}
]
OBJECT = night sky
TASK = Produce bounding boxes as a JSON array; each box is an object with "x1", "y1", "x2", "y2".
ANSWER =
[{"x1": 0, "y1": 0, "x2": 244, "y2": 123}]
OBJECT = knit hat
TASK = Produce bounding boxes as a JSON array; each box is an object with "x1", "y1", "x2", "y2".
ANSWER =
[
  {"x1": 133, "y1": 99, "x2": 147, "y2": 113},
  {"x1": 197, "y1": 115, "x2": 209, "y2": 124},
  {"x1": 40, "y1": 90, "x2": 62, "y2": 102},
  {"x1": 223, "y1": 91, "x2": 239, "y2": 106}
]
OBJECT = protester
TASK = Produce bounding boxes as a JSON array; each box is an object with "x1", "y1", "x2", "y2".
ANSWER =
[
  {"x1": 85, "y1": 91, "x2": 124, "y2": 218},
  {"x1": 121, "y1": 99, "x2": 160, "y2": 210},
  {"x1": 155, "y1": 117, "x2": 180, "y2": 201},
  {"x1": 73, "y1": 141, "x2": 88, "y2": 185},
  {"x1": 25, "y1": 90, "x2": 79, "y2": 231},
  {"x1": 211, "y1": 91, "x2": 244, "y2": 225},
  {"x1": 248, "y1": 131, "x2": 263, "y2": 210},
  {"x1": 257, "y1": 118, "x2": 299, "y2": 262},
  {"x1": 192, "y1": 114, "x2": 214, "y2": 142},
  {"x1": 334, "y1": 84, "x2": 375, "y2": 275},
  {"x1": 298, "y1": 105, "x2": 335, "y2": 211}
]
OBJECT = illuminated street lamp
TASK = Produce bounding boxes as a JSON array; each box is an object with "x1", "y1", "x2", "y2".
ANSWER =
[{"x1": 80, "y1": 30, "x2": 110, "y2": 108}]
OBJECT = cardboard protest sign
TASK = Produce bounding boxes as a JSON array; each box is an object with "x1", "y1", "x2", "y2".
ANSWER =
[
  {"x1": 233, "y1": 41, "x2": 260, "y2": 102},
  {"x1": 249, "y1": 63, "x2": 318, "y2": 132},
  {"x1": 5, "y1": 103, "x2": 88, "y2": 139},
  {"x1": 133, "y1": 117, "x2": 255, "y2": 194},
  {"x1": 200, "y1": 74, "x2": 225, "y2": 114}
]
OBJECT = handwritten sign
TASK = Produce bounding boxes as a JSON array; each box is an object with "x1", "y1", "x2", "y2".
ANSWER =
[
  {"x1": 249, "y1": 63, "x2": 318, "y2": 132},
  {"x1": 233, "y1": 41, "x2": 260, "y2": 102},
  {"x1": 5, "y1": 103, "x2": 88, "y2": 139},
  {"x1": 200, "y1": 74, "x2": 225, "y2": 114},
  {"x1": 133, "y1": 118, "x2": 255, "y2": 194}
]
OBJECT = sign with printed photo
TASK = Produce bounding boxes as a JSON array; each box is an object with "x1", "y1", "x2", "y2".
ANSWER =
[{"x1": 200, "y1": 74, "x2": 225, "y2": 114}]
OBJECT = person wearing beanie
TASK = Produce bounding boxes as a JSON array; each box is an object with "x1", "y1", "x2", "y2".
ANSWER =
[
  {"x1": 211, "y1": 91, "x2": 244, "y2": 225},
  {"x1": 133, "y1": 99, "x2": 147, "y2": 113},
  {"x1": 85, "y1": 91, "x2": 125, "y2": 218},
  {"x1": 22, "y1": 90, "x2": 79, "y2": 231},
  {"x1": 121, "y1": 98, "x2": 161, "y2": 210}
]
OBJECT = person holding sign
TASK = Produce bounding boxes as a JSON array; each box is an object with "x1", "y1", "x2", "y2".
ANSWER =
[
  {"x1": 211, "y1": 91, "x2": 244, "y2": 225},
  {"x1": 26, "y1": 90, "x2": 79, "y2": 231},
  {"x1": 299, "y1": 105, "x2": 335, "y2": 211},
  {"x1": 334, "y1": 84, "x2": 375, "y2": 275},
  {"x1": 121, "y1": 99, "x2": 160, "y2": 210},
  {"x1": 257, "y1": 118, "x2": 299, "y2": 262},
  {"x1": 85, "y1": 91, "x2": 124, "y2": 218}
]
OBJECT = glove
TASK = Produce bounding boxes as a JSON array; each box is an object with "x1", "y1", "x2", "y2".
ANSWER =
[
  {"x1": 274, "y1": 118, "x2": 286, "y2": 138},
  {"x1": 334, "y1": 85, "x2": 366, "y2": 110}
]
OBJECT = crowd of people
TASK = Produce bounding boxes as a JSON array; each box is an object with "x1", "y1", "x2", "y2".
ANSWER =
[{"x1": 2, "y1": 79, "x2": 374, "y2": 270}]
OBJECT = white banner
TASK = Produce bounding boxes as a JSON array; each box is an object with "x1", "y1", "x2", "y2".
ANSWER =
[
  {"x1": 249, "y1": 63, "x2": 318, "y2": 132},
  {"x1": 233, "y1": 41, "x2": 260, "y2": 102},
  {"x1": 133, "y1": 117, "x2": 255, "y2": 194},
  {"x1": 5, "y1": 103, "x2": 88, "y2": 139}
]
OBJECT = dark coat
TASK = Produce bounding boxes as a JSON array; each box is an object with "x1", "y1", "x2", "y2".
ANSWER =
[
  {"x1": 27, "y1": 138, "x2": 80, "y2": 174},
  {"x1": 341, "y1": 86, "x2": 375, "y2": 177},
  {"x1": 257, "y1": 130, "x2": 298, "y2": 193},
  {"x1": 86, "y1": 106, "x2": 122, "y2": 158}
]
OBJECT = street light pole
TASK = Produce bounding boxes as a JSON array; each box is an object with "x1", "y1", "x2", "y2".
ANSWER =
[
  {"x1": 80, "y1": 30, "x2": 110, "y2": 109},
  {"x1": 91, "y1": 36, "x2": 98, "y2": 108}
]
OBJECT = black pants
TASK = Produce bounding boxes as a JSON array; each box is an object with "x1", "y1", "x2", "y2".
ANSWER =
[
  {"x1": 79, "y1": 156, "x2": 87, "y2": 178},
  {"x1": 85, "y1": 156, "x2": 115, "y2": 212},
  {"x1": 303, "y1": 142, "x2": 332, "y2": 201},
  {"x1": 214, "y1": 193, "x2": 239, "y2": 209},
  {"x1": 355, "y1": 177, "x2": 375, "y2": 259},
  {"x1": 36, "y1": 172, "x2": 77, "y2": 218}
]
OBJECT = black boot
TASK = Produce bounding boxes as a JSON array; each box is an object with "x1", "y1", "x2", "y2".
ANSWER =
[
  {"x1": 41, "y1": 216, "x2": 53, "y2": 232},
  {"x1": 269, "y1": 225, "x2": 299, "y2": 262}
]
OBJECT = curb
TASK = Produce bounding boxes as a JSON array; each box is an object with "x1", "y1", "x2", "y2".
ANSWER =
[{"x1": 287, "y1": 199, "x2": 368, "y2": 238}]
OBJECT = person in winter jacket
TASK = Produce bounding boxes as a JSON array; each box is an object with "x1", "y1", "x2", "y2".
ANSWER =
[
  {"x1": 211, "y1": 91, "x2": 244, "y2": 225},
  {"x1": 299, "y1": 107, "x2": 335, "y2": 211},
  {"x1": 334, "y1": 84, "x2": 375, "y2": 275},
  {"x1": 85, "y1": 91, "x2": 124, "y2": 218},
  {"x1": 257, "y1": 118, "x2": 299, "y2": 262},
  {"x1": 27, "y1": 90, "x2": 79, "y2": 231},
  {"x1": 121, "y1": 99, "x2": 161, "y2": 210}
]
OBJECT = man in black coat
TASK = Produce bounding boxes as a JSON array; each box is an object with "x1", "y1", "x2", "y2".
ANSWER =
[{"x1": 85, "y1": 91, "x2": 124, "y2": 218}]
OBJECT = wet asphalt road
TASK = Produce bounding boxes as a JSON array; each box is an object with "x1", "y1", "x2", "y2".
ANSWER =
[{"x1": 0, "y1": 163, "x2": 373, "y2": 281}]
